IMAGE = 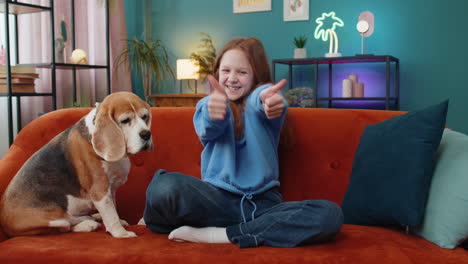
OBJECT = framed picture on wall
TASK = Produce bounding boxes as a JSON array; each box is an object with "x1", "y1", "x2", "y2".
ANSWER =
[
  {"x1": 233, "y1": 0, "x2": 272, "y2": 13},
  {"x1": 284, "y1": 0, "x2": 309, "y2": 21}
]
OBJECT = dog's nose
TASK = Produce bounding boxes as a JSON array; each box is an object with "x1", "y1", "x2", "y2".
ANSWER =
[{"x1": 139, "y1": 130, "x2": 151, "y2": 141}]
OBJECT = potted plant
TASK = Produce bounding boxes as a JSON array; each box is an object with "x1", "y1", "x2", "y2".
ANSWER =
[
  {"x1": 293, "y1": 35, "x2": 308, "y2": 59},
  {"x1": 115, "y1": 37, "x2": 175, "y2": 102},
  {"x1": 189, "y1": 33, "x2": 216, "y2": 92}
]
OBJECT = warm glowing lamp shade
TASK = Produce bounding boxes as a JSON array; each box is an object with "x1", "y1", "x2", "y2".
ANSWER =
[{"x1": 176, "y1": 59, "x2": 200, "y2": 80}]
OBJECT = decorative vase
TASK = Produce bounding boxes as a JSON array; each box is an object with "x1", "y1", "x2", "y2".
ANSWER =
[
  {"x1": 294, "y1": 48, "x2": 307, "y2": 59},
  {"x1": 55, "y1": 38, "x2": 65, "y2": 63}
]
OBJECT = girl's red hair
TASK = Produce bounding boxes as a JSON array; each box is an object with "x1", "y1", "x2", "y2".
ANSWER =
[{"x1": 212, "y1": 37, "x2": 272, "y2": 139}]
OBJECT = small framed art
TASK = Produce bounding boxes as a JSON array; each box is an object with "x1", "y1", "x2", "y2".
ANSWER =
[
  {"x1": 233, "y1": 0, "x2": 272, "y2": 14},
  {"x1": 284, "y1": 0, "x2": 309, "y2": 21}
]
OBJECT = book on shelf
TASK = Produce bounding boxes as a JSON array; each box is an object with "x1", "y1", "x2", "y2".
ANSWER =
[
  {"x1": 0, "y1": 77, "x2": 36, "y2": 84},
  {"x1": 0, "y1": 83, "x2": 35, "y2": 93},
  {"x1": 0, "y1": 65, "x2": 37, "y2": 74},
  {"x1": 0, "y1": 72, "x2": 39, "y2": 79}
]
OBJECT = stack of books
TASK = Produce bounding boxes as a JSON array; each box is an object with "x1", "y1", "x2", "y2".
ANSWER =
[{"x1": 0, "y1": 65, "x2": 39, "y2": 93}]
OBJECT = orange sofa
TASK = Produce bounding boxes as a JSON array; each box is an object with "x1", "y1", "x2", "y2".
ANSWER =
[{"x1": 0, "y1": 107, "x2": 467, "y2": 264}]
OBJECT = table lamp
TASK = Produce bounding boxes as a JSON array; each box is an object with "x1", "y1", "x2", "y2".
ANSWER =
[
  {"x1": 356, "y1": 11, "x2": 374, "y2": 56},
  {"x1": 177, "y1": 59, "x2": 200, "y2": 93}
]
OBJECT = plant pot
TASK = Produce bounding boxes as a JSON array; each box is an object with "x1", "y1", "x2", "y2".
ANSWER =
[{"x1": 294, "y1": 48, "x2": 307, "y2": 59}]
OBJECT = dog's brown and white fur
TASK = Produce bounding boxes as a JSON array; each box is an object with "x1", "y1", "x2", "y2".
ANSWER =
[{"x1": 0, "y1": 92, "x2": 152, "y2": 238}]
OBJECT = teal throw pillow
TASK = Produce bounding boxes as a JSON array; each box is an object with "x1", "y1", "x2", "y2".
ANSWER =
[
  {"x1": 413, "y1": 129, "x2": 468, "y2": 249},
  {"x1": 342, "y1": 100, "x2": 448, "y2": 227}
]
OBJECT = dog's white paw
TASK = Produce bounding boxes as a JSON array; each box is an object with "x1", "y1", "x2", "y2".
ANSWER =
[
  {"x1": 111, "y1": 230, "x2": 137, "y2": 238},
  {"x1": 72, "y1": 219, "x2": 101, "y2": 232},
  {"x1": 91, "y1": 213, "x2": 102, "y2": 221},
  {"x1": 48, "y1": 219, "x2": 72, "y2": 233},
  {"x1": 92, "y1": 213, "x2": 128, "y2": 226},
  {"x1": 120, "y1": 219, "x2": 129, "y2": 226}
]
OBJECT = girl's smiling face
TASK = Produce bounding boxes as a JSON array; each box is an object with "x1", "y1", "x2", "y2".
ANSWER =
[{"x1": 218, "y1": 49, "x2": 254, "y2": 101}]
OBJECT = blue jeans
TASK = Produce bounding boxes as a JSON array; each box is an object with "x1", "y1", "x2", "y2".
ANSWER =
[{"x1": 143, "y1": 170, "x2": 343, "y2": 248}]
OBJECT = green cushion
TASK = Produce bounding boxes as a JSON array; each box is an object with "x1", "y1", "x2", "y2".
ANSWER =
[
  {"x1": 413, "y1": 129, "x2": 468, "y2": 249},
  {"x1": 342, "y1": 100, "x2": 448, "y2": 227}
]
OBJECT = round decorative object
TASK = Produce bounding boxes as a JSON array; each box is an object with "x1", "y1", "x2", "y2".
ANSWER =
[
  {"x1": 70, "y1": 49, "x2": 88, "y2": 64},
  {"x1": 356, "y1": 11, "x2": 375, "y2": 55},
  {"x1": 356, "y1": 20, "x2": 369, "y2": 33},
  {"x1": 358, "y1": 11, "x2": 375, "y2": 37}
]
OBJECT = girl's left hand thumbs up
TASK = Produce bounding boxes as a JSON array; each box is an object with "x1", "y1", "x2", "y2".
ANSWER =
[{"x1": 260, "y1": 79, "x2": 287, "y2": 119}]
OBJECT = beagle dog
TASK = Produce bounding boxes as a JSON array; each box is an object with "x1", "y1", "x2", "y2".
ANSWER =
[{"x1": 0, "y1": 92, "x2": 152, "y2": 238}]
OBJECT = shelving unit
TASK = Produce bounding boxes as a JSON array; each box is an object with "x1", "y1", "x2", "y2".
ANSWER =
[
  {"x1": 272, "y1": 55, "x2": 399, "y2": 110},
  {"x1": 0, "y1": 0, "x2": 110, "y2": 146}
]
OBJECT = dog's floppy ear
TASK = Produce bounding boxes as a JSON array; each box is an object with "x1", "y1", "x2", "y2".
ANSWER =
[
  {"x1": 147, "y1": 109, "x2": 154, "y2": 151},
  {"x1": 92, "y1": 105, "x2": 126, "y2": 162}
]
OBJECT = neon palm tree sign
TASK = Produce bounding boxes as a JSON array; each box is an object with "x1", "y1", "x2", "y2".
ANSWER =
[{"x1": 314, "y1": 12, "x2": 344, "y2": 57}]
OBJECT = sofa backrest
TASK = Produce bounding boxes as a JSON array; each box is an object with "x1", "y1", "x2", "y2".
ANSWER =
[
  {"x1": 277, "y1": 108, "x2": 404, "y2": 205},
  {"x1": 0, "y1": 107, "x2": 404, "y2": 225}
]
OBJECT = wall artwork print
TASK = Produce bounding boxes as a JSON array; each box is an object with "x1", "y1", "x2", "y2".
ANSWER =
[
  {"x1": 284, "y1": 0, "x2": 309, "y2": 21},
  {"x1": 233, "y1": 0, "x2": 272, "y2": 13}
]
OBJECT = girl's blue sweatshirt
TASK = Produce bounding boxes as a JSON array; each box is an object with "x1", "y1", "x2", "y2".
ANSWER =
[{"x1": 193, "y1": 84, "x2": 288, "y2": 197}]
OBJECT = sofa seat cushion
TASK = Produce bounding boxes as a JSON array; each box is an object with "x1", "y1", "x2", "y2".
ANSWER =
[{"x1": 0, "y1": 225, "x2": 466, "y2": 264}]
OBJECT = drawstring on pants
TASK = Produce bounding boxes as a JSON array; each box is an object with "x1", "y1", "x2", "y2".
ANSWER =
[{"x1": 240, "y1": 194, "x2": 257, "y2": 223}]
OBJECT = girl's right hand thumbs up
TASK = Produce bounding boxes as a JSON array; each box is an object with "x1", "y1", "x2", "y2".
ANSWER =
[{"x1": 207, "y1": 75, "x2": 228, "y2": 120}]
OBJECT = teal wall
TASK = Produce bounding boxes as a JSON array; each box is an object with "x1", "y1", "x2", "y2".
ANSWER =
[{"x1": 124, "y1": 0, "x2": 468, "y2": 134}]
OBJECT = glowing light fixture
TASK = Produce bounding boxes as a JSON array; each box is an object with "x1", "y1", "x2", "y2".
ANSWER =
[
  {"x1": 314, "y1": 12, "x2": 344, "y2": 57},
  {"x1": 326, "y1": 29, "x2": 339, "y2": 57},
  {"x1": 176, "y1": 59, "x2": 200, "y2": 93},
  {"x1": 356, "y1": 11, "x2": 375, "y2": 55},
  {"x1": 177, "y1": 59, "x2": 200, "y2": 80}
]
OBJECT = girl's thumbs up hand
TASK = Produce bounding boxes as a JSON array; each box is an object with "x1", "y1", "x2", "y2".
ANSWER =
[
  {"x1": 207, "y1": 75, "x2": 228, "y2": 120},
  {"x1": 260, "y1": 79, "x2": 287, "y2": 119}
]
